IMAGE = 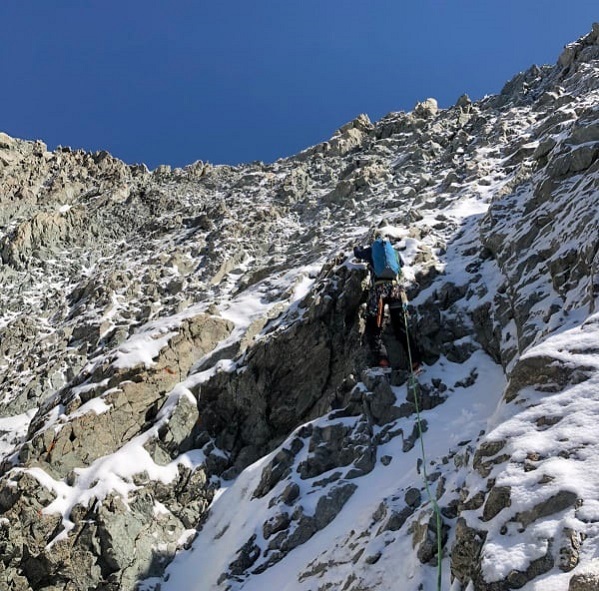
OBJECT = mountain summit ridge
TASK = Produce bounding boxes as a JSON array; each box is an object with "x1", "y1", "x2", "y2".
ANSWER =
[{"x1": 0, "y1": 23, "x2": 598, "y2": 591}]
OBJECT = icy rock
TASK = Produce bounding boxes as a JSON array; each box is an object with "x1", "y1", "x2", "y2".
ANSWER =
[
  {"x1": 460, "y1": 490, "x2": 486, "y2": 512},
  {"x1": 569, "y1": 121, "x2": 599, "y2": 145},
  {"x1": 144, "y1": 394, "x2": 199, "y2": 464},
  {"x1": 228, "y1": 534, "x2": 261, "y2": 576},
  {"x1": 263, "y1": 512, "x2": 291, "y2": 539},
  {"x1": 21, "y1": 314, "x2": 234, "y2": 478},
  {"x1": 414, "y1": 98, "x2": 439, "y2": 119},
  {"x1": 365, "y1": 376, "x2": 404, "y2": 425},
  {"x1": 504, "y1": 547, "x2": 555, "y2": 588},
  {"x1": 504, "y1": 354, "x2": 592, "y2": 403},
  {"x1": 548, "y1": 145, "x2": 599, "y2": 177},
  {"x1": 405, "y1": 487, "x2": 422, "y2": 508},
  {"x1": 266, "y1": 483, "x2": 357, "y2": 560},
  {"x1": 532, "y1": 136, "x2": 557, "y2": 161},
  {"x1": 472, "y1": 439, "x2": 508, "y2": 477},
  {"x1": 194, "y1": 263, "x2": 365, "y2": 469},
  {"x1": 515, "y1": 490, "x2": 579, "y2": 529},
  {"x1": 314, "y1": 482, "x2": 357, "y2": 529}
]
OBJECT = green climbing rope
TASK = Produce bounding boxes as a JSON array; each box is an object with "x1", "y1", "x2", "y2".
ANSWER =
[{"x1": 402, "y1": 301, "x2": 443, "y2": 591}]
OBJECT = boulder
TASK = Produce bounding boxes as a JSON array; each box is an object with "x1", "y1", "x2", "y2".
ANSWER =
[
  {"x1": 482, "y1": 486, "x2": 511, "y2": 521},
  {"x1": 450, "y1": 518, "x2": 487, "y2": 586},
  {"x1": 570, "y1": 561, "x2": 599, "y2": 591},
  {"x1": 414, "y1": 98, "x2": 439, "y2": 119}
]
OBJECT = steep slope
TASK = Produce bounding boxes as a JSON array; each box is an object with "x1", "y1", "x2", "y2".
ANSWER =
[{"x1": 0, "y1": 23, "x2": 598, "y2": 591}]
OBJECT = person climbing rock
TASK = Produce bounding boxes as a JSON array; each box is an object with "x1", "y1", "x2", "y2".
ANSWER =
[{"x1": 354, "y1": 233, "x2": 423, "y2": 372}]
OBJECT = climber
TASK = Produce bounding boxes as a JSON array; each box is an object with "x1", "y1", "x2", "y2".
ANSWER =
[{"x1": 354, "y1": 233, "x2": 423, "y2": 372}]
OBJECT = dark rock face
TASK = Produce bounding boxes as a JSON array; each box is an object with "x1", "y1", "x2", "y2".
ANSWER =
[{"x1": 193, "y1": 262, "x2": 366, "y2": 474}]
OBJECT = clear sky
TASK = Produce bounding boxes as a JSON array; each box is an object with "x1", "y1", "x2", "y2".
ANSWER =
[{"x1": 1, "y1": 2, "x2": 597, "y2": 169}]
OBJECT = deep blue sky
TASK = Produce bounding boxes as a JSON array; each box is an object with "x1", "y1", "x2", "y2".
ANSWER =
[{"x1": 1, "y1": 2, "x2": 597, "y2": 169}]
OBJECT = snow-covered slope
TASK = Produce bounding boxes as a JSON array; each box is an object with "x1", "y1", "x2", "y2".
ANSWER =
[{"x1": 0, "y1": 23, "x2": 598, "y2": 591}]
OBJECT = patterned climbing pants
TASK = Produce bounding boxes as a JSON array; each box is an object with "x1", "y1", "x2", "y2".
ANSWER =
[{"x1": 365, "y1": 281, "x2": 421, "y2": 365}]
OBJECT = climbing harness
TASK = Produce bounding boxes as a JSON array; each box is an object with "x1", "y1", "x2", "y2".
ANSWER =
[{"x1": 403, "y1": 301, "x2": 444, "y2": 591}]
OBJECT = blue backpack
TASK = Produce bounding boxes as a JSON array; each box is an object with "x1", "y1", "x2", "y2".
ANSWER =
[{"x1": 371, "y1": 238, "x2": 401, "y2": 279}]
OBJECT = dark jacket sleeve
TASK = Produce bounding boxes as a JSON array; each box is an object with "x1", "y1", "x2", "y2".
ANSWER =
[{"x1": 353, "y1": 245, "x2": 373, "y2": 266}]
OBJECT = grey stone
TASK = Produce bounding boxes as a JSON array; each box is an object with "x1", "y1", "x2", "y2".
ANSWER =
[
  {"x1": 450, "y1": 518, "x2": 487, "y2": 585},
  {"x1": 570, "y1": 122, "x2": 599, "y2": 145},
  {"x1": 549, "y1": 145, "x2": 599, "y2": 178},
  {"x1": 405, "y1": 487, "x2": 422, "y2": 508},
  {"x1": 482, "y1": 486, "x2": 511, "y2": 521},
  {"x1": 570, "y1": 145, "x2": 599, "y2": 171},
  {"x1": 280, "y1": 482, "x2": 300, "y2": 506},
  {"x1": 533, "y1": 137, "x2": 557, "y2": 160},
  {"x1": 456, "y1": 94, "x2": 472, "y2": 108},
  {"x1": 263, "y1": 512, "x2": 291, "y2": 539},
  {"x1": 473, "y1": 439, "x2": 508, "y2": 477},
  {"x1": 367, "y1": 378, "x2": 402, "y2": 425},
  {"x1": 381, "y1": 506, "x2": 414, "y2": 532},
  {"x1": 254, "y1": 448, "x2": 297, "y2": 498},
  {"x1": 505, "y1": 355, "x2": 592, "y2": 403},
  {"x1": 195, "y1": 263, "x2": 365, "y2": 466},
  {"x1": 460, "y1": 490, "x2": 486, "y2": 512},
  {"x1": 228, "y1": 534, "x2": 261, "y2": 575},
  {"x1": 500, "y1": 543, "x2": 555, "y2": 590},
  {"x1": 412, "y1": 511, "x2": 449, "y2": 564},
  {"x1": 414, "y1": 98, "x2": 439, "y2": 119},
  {"x1": 516, "y1": 490, "x2": 579, "y2": 528},
  {"x1": 314, "y1": 483, "x2": 358, "y2": 530},
  {"x1": 569, "y1": 571, "x2": 599, "y2": 591}
]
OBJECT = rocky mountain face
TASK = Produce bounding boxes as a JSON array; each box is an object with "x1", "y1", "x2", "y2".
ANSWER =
[{"x1": 1, "y1": 23, "x2": 598, "y2": 591}]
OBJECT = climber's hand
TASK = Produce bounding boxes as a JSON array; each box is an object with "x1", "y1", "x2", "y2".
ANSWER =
[{"x1": 399, "y1": 289, "x2": 409, "y2": 308}]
